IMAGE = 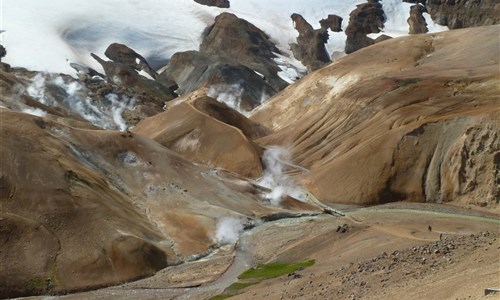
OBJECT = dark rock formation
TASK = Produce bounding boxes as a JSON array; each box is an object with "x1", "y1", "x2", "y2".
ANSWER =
[
  {"x1": 320, "y1": 15, "x2": 343, "y2": 32},
  {"x1": 164, "y1": 51, "x2": 276, "y2": 111},
  {"x1": 345, "y1": 0, "x2": 386, "y2": 54},
  {"x1": 160, "y1": 12, "x2": 288, "y2": 112},
  {"x1": 408, "y1": 5, "x2": 428, "y2": 34},
  {"x1": 374, "y1": 34, "x2": 393, "y2": 43},
  {"x1": 425, "y1": 0, "x2": 500, "y2": 29},
  {"x1": 290, "y1": 13, "x2": 332, "y2": 72},
  {"x1": 91, "y1": 53, "x2": 176, "y2": 113},
  {"x1": 104, "y1": 43, "x2": 158, "y2": 79},
  {"x1": 193, "y1": 0, "x2": 229, "y2": 8},
  {"x1": 69, "y1": 62, "x2": 105, "y2": 80},
  {"x1": 0, "y1": 45, "x2": 6, "y2": 62},
  {"x1": 200, "y1": 12, "x2": 287, "y2": 92}
]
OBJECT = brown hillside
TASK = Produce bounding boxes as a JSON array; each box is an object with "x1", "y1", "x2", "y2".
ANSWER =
[{"x1": 251, "y1": 25, "x2": 500, "y2": 207}]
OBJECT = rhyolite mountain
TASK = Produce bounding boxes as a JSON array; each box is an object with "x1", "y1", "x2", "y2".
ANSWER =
[{"x1": 0, "y1": 0, "x2": 499, "y2": 298}]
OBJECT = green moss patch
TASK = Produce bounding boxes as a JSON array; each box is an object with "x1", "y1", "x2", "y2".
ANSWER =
[{"x1": 210, "y1": 259, "x2": 315, "y2": 299}]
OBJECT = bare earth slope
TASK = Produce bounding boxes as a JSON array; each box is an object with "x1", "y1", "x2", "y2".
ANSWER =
[
  {"x1": 132, "y1": 96, "x2": 266, "y2": 178},
  {"x1": 0, "y1": 109, "x2": 317, "y2": 298},
  {"x1": 251, "y1": 25, "x2": 500, "y2": 207}
]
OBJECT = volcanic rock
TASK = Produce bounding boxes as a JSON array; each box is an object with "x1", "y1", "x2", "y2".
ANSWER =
[
  {"x1": 408, "y1": 5, "x2": 429, "y2": 34},
  {"x1": 200, "y1": 12, "x2": 288, "y2": 92},
  {"x1": 0, "y1": 44, "x2": 6, "y2": 62},
  {"x1": 251, "y1": 25, "x2": 500, "y2": 206},
  {"x1": 320, "y1": 15, "x2": 343, "y2": 32},
  {"x1": 104, "y1": 43, "x2": 158, "y2": 80},
  {"x1": 91, "y1": 53, "x2": 176, "y2": 110},
  {"x1": 193, "y1": 0, "x2": 229, "y2": 8},
  {"x1": 425, "y1": 0, "x2": 500, "y2": 29},
  {"x1": 161, "y1": 51, "x2": 276, "y2": 112},
  {"x1": 290, "y1": 13, "x2": 331, "y2": 72},
  {"x1": 345, "y1": 0, "x2": 386, "y2": 54}
]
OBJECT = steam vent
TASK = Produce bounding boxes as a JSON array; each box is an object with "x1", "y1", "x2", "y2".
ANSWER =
[{"x1": 1, "y1": 0, "x2": 499, "y2": 299}]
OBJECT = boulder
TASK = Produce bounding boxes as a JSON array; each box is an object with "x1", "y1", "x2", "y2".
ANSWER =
[
  {"x1": 345, "y1": 0, "x2": 386, "y2": 54},
  {"x1": 408, "y1": 5, "x2": 428, "y2": 34},
  {"x1": 193, "y1": 0, "x2": 229, "y2": 8}
]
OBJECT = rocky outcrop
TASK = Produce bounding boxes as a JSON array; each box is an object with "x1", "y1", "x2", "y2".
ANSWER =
[
  {"x1": 408, "y1": 5, "x2": 428, "y2": 34},
  {"x1": 345, "y1": 0, "x2": 386, "y2": 54},
  {"x1": 251, "y1": 25, "x2": 500, "y2": 207},
  {"x1": 91, "y1": 53, "x2": 176, "y2": 111},
  {"x1": 104, "y1": 43, "x2": 158, "y2": 80},
  {"x1": 290, "y1": 13, "x2": 333, "y2": 72},
  {"x1": 160, "y1": 12, "x2": 288, "y2": 112},
  {"x1": 0, "y1": 45, "x2": 6, "y2": 62},
  {"x1": 162, "y1": 51, "x2": 277, "y2": 111},
  {"x1": 193, "y1": 0, "x2": 229, "y2": 8},
  {"x1": 425, "y1": 0, "x2": 500, "y2": 29},
  {"x1": 199, "y1": 13, "x2": 286, "y2": 92},
  {"x1": 320, "y1": 15, "x2": 343, "y2": 32},
  {"x1": 159, "y1": 13, "x2": 287, "y2": 111}
]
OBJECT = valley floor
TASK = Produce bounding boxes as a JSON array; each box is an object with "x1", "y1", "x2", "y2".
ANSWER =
[{"x1": 20, "y1": 203, "x2": 500, "y2": 300}]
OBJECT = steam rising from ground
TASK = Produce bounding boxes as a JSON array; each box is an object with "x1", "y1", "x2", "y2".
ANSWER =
[
  {"x1": 259, "y1": 146, "x2": 304, "y2": 205},
  {"x1": 214, "y1": 217, "x2": 244, "y2": 245},
  {"x1": 24, "y1": 73, "x2": 135, "y2": 131},
  {"x1": 207, "y1": 84, "x2": 244, "y2": 113}
]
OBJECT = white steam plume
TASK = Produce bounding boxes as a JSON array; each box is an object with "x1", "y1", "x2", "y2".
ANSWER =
[
  {"x1": 25, "y1": 73, "x2": 135, "y2": 131},
  {"x1": 207, "y1": 84, "x2": 244, "y2": 113},
  {"x1": 258, "y1": 146, "x2": 305, "y2": 205},
  {"x1": 214, "y1": 217, "x2": 244, "y2": 245}
]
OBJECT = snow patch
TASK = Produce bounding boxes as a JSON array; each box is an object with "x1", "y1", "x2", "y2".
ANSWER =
[
  {"x1": 21, "y1": 107, "x2": 47, "y2": 117},
  {"x1": 2, "y1": 0, "x2": 448, "y2": 77}
]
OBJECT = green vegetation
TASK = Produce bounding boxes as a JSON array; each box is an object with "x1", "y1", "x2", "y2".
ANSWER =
[
  {"x1": 238, "y1": 259, "x2": 315, "y2": 280},
  {"x1": 208, "y1": 295, "x2": 234, "y2": 300},
  {"x1": 210, "y1": 259, "x2": 315, "y2": 299},
  {"x1": 227, "y1": 281, "x2": 259, "y2": 291}
]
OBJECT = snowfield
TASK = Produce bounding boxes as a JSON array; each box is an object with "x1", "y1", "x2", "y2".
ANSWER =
[{"x1": 1, "y1": 0, "x2": 447, "y2": 76}]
